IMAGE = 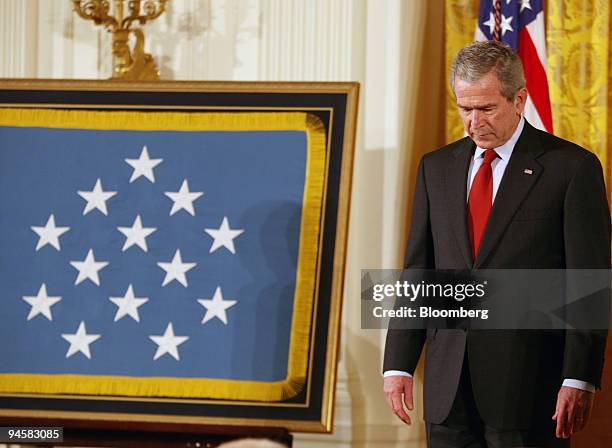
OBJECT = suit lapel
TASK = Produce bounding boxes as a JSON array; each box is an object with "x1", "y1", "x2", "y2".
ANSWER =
[
  {"x1": 473, "y1": 122, "x2": 545, "y2": 268},
  {"x1": 445, "y1": 138, "x2": 475, "y2": 268}
]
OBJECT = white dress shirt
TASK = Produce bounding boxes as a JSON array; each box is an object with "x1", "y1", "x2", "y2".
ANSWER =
[
  {"x1": 383, "y1": 116, "x2": 595, "y2": 393},
  {"x1": 467, "y1": 116, "x2": 524, "y2": 201}
]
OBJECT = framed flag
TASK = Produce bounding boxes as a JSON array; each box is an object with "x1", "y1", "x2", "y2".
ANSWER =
[{"x1": 0, "y1": 79, "x2": 358, "y2": 436}]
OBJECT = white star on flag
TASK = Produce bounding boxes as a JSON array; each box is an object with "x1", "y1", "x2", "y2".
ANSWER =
[
  {"x1": 109, "y1": 284, "x2": 149, "y2": 322},
  {"x1": 157, "y1": 249, "x2": 197, "y2": 287},
  {"x1": 197, "y1": 286, "x2": 237, "y2": 325},
  {"x1": 483, "y1": 12, "x2": 496, "y2": 34},
  {"x1": 22, "y1": 283, "x2": 62, "y2": 321},
  {"x1": 149, "y1": 322, "x2": 189, "y2": 361},
  {"x1": 164, "y1": 179, "x2": 203, "y2": 216},
  {"x1": 520, "y1": 0, "x2": 532, "y2": 12},
  {"x1": 31, "y1": 214, "x2": 70, "y2": 251},
  {"x1": 500, "y1": 14, "x2": 514, "y2": 36},
  {"x1": 204, "y1": 216, "x2": 244, "y2": 254},
  {"x1": 117, "y1": 215, "x2": 156, "y2": 252},
  {"x1": 125, "y1": 145, "x2": 163, "y2": 183},
  {"x1": 70, "y1": 249, "x2": 109, "y2": 286},
  {"x1": 61, "y1": 321, "x2": 101, "y2": 359},
  {"x1": 78, "y1": 178, "x2": 117, "y2": 216}
]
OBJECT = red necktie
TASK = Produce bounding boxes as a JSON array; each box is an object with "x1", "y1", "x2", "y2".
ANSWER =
[{"x1": 467, "y1": 149, "x2": 498, "y2": 258}]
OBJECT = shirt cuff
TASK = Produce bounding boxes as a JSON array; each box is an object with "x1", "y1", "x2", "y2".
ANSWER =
[
  {"x1": 383, "y1": 370, "x2": 413, "y2": 378},
  {"x1": 562, "y1": 378, "x2": 595, "y2": 393}
]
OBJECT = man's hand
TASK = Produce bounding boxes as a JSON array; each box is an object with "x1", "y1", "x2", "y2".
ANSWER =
[
  {"x1": 552, "y1": 386, "x2": 594, "y2": 438},
  {"x1": 384, "y1": 375, "x2": 414, "y2": 425}
]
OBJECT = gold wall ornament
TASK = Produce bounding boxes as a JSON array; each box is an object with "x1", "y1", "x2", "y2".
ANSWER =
[{"x1": 72, "y1": 0, "x2": 168, "y2": 80}]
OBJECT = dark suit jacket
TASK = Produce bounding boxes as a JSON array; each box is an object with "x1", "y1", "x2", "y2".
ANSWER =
[{"x1": 383, "y1": 121, "x2": 610, "y2": 429}]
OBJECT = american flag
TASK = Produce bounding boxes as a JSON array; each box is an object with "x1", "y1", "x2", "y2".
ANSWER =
[
  {"x1": 476, "y1": 0, "x2": 553, "y2": 132},
  {"x1": 0, "y1": 119, "x2": 304, "y2": 393}
]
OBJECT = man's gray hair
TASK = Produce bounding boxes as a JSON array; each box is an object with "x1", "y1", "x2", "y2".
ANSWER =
[{"x1": 450, "y1": 40, "x2": 526, "y2": 101}]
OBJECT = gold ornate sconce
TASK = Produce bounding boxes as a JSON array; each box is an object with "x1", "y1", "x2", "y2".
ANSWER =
[{"x1": 72, "y1": 0, "x2": 168, "y2": 80}]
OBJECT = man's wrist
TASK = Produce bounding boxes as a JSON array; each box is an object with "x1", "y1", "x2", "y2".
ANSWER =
[
  {"x1": 383, "y1": 370, "x2": 413, "y2": 378},
  {"x1": 562, "y1": 378, "x2": 595, "y2": 392}
]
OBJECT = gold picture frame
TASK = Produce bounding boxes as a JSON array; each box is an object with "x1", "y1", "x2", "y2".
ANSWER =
[{"x1": 0, "y1": 79, "x2": 359, "y2": 435}]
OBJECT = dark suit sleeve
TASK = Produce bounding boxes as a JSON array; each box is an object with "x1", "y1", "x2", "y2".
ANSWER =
[
  {"x1": 383, "y1": 156, "x2": 434, "y2": 374},
  {"x1": 562, "y1": 152, "x2": 610, "y2": 388}
]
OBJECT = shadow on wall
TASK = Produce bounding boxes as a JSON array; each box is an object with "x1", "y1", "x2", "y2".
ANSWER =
[
  {"x1": 147, "y1": 0, "x2": 261, "y2": 80},
  {"x1": 147, "y1": 0, "x2": 212, "y2": 79},
  {"x1": 397, "y1": 1, "x2": 446, "y2": 243},
  {"x1": 344, "y1": 328, "x2": 427, "y2": 446},
  {"x1": 233, "y1": 200, "x2": 301, "y2": 383}
]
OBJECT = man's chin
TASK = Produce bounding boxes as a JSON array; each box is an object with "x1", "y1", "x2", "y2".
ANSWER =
[{"x1": 471, "y1": 136, "x2": 496, "y2": 148}]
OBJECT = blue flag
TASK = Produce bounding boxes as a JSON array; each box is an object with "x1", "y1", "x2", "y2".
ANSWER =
[{"x1": 0, "y1": 109, "x2": 323, "y2": 401}]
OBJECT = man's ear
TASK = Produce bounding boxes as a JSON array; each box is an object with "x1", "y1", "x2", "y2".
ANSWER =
[{"x1": 514, "y1": 87, "x2": 528, "y2": 114}]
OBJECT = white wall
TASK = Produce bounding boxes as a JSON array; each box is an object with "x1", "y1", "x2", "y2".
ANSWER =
[{"x1": 0, "y1": 1, "x2": 440, "y2": 446}]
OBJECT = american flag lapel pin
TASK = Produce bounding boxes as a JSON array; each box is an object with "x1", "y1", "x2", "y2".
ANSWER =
[{"x1": 524, "y1": 169, "x2": 533, "y2": 175}]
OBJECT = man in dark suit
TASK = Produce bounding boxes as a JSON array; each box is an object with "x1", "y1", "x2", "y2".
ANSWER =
[{"x1": 382, "y1": 41, "x2": 610, "y2": 447}]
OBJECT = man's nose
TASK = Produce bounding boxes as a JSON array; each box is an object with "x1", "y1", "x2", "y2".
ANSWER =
[{"x1": 471, "y1": 110, "x2": 482, "y2": 128}]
